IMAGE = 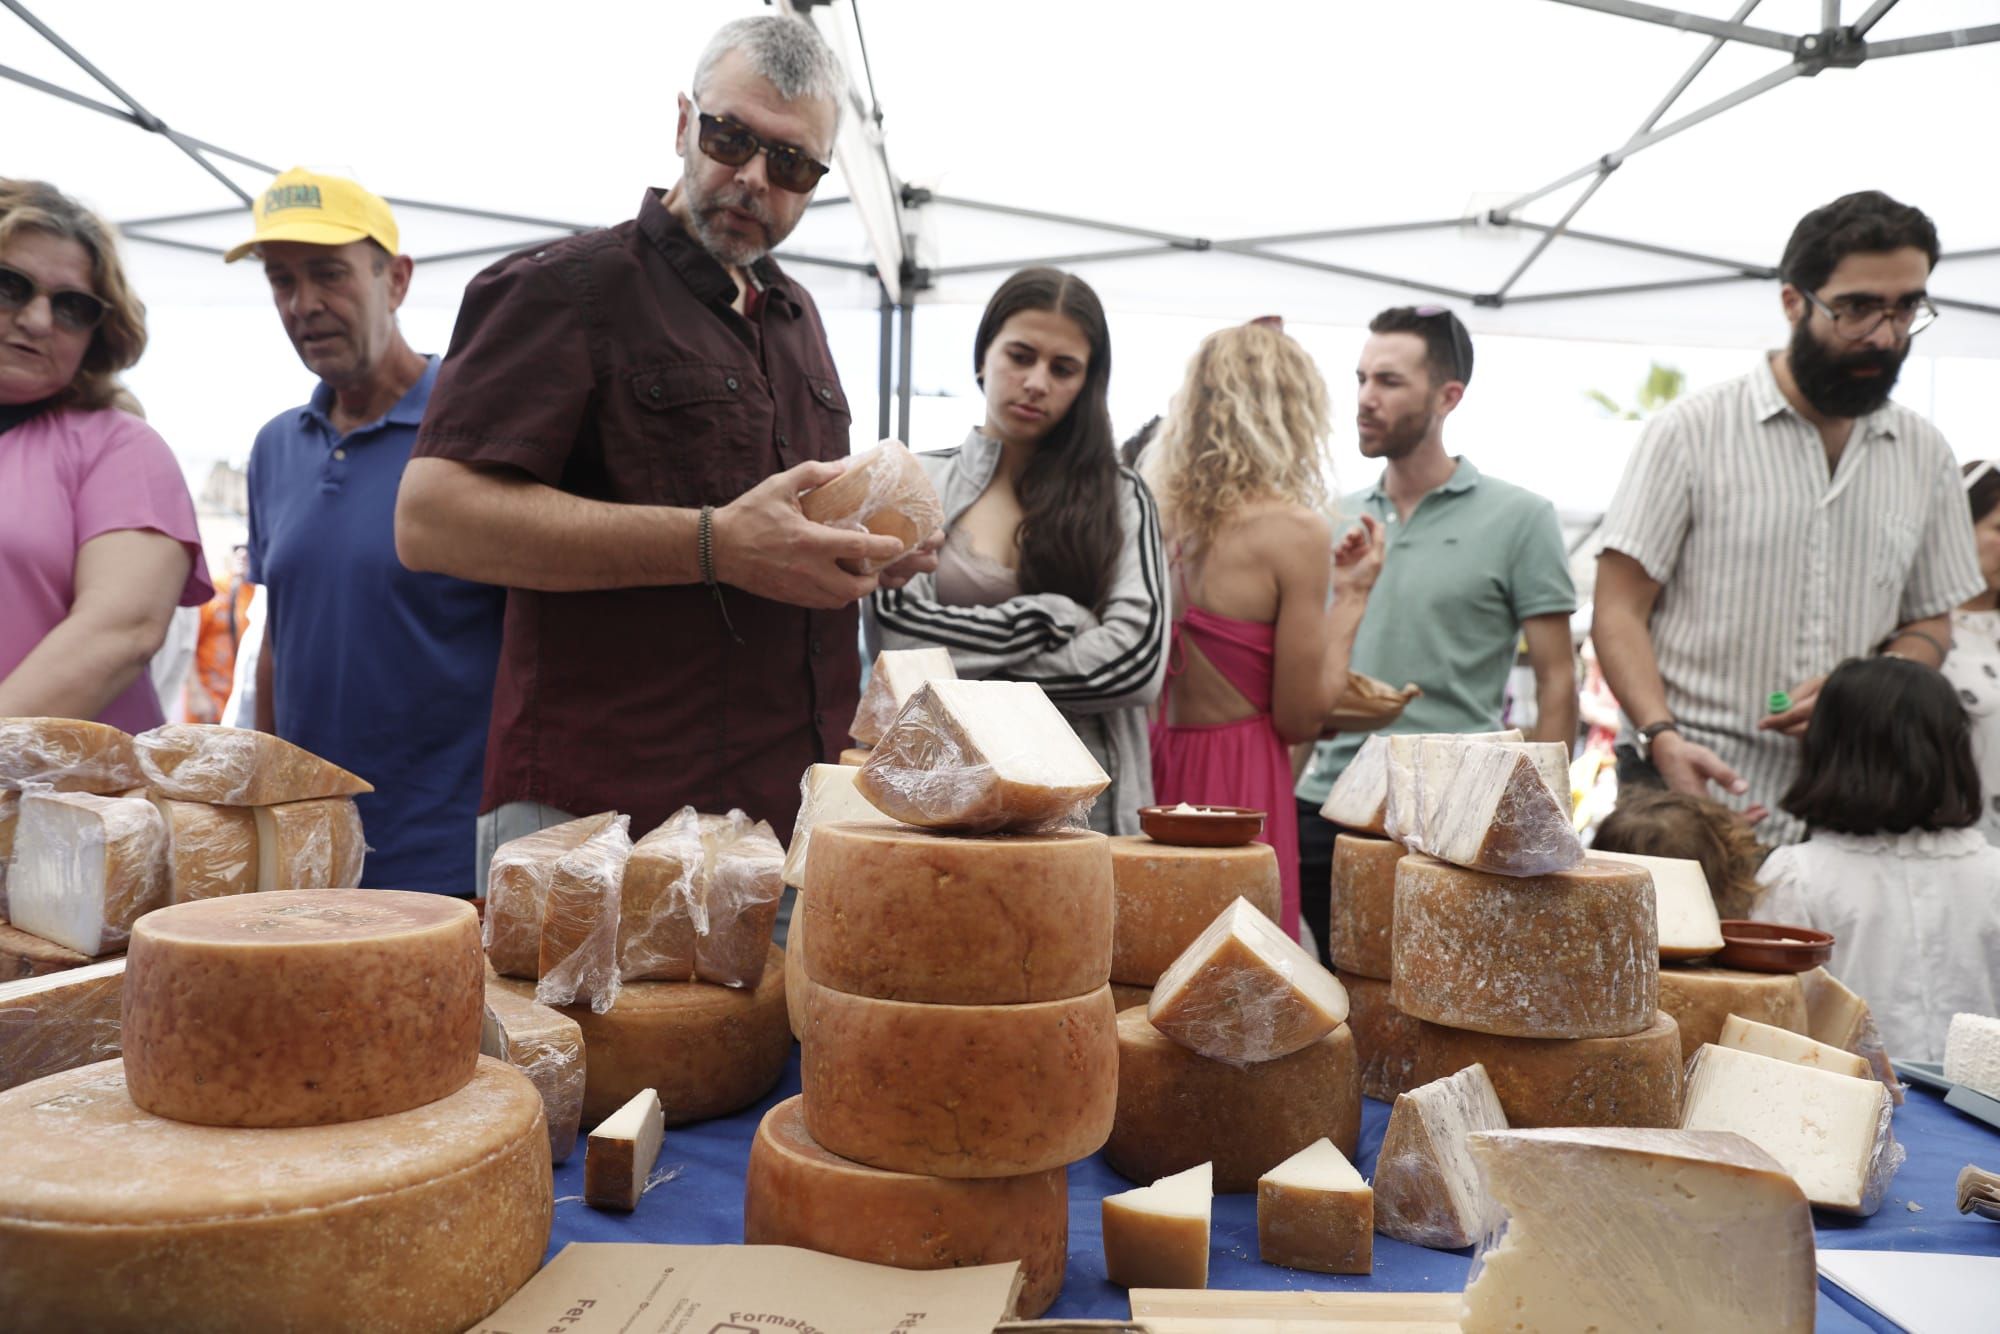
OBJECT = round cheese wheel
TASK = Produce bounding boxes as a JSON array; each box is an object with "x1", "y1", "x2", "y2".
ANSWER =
[
  {"x1": 785, "y1": 907, "x2": 808, "y2": 1039},
  {"x1": 802, "y1": 824, "x2": 1112, "y2": 1004},
  {"x1": 122, "y1": 889, "x2": 483, "y2": 1127},
  {"x1": 1411, "y1": 1010, "x2": 1684, "y2": 1128},
  {"x1": 1108, "y1": 836, "x2": 1282, "y2": 986},
  {"x1": 1392, "y1": 855, "x2": 1658, "y2": 1039},
  {"x1": 801, "y1": 978, "x2": 1117, "y2": 1178},
  {"x1": 0, "y1": 921, "x2": 93, "y2": 981},
  {"x1": 745, "y1": 1095, "x2": 1068, "y2": 1319},
  {"x1": 1342, "y1": 972, "x2": 1423, "y2": 1101},
  {"x1": 1106, "y1": 1006, "x2": 1360, "y2": 1193},
  {"x1": 0, "y1": 1056, "x2": 549, "y2": 1333},
  {"x1": 1328, "y1": 834, "x2": 1401, "y2": 980},
  {"x1": 1111, "y1": 981, "x2": 1153, "y2": 1014},
  {"x1": 494, "y1": 944, "x2": 790, "y2": 1127},
  {"x1": 1658, "y1": 965, "x2": 1809, "y2": 1062}
]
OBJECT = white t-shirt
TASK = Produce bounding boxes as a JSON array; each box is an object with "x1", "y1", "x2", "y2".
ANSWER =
[
  {"x1": 1941, "y1": 606, "x2": 2000, "y2": 844},
  {"x1": 1755, "y1": 828, "x2": 2000, "y2": 1062}
]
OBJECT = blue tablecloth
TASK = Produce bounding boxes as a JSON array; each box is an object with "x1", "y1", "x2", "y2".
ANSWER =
[{"x1": 547, "y1": 1051, "x2": 2000, "y2": 1329}]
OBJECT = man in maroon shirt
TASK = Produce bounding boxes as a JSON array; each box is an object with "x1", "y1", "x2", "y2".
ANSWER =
[{"x1": 396, "y1": 15, "x2": 933, "y2": 862}]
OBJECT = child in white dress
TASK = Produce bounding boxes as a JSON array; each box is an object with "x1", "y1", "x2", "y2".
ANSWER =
[{"x1": 1755, "y1": 655, "x2": 2000, "y2": 1063}]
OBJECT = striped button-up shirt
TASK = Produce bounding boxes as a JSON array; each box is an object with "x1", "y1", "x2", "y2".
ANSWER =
[{"x1": 1599, "y1": 355, "x2": 1982, "y2": 845}]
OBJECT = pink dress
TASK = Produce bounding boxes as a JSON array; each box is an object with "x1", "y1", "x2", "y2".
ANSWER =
[{"x1": 1149, "y1": 603, "x2": 1301, "y2": 937}]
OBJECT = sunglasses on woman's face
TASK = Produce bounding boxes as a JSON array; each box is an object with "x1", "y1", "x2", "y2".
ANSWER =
[
  {"x1": 0, "y1": 263, "x2": 108, "y2": 334},
  {"x1": 694, "y1": 106, "x2": 832, "y2": 194}
]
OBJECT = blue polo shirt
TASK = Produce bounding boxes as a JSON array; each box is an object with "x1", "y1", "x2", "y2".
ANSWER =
[{"x1": 246, "y1": 356, "x2": 504, "y2": 895}]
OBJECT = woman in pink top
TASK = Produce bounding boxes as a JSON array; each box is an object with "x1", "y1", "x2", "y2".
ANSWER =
[
  {"x1": 0, "y1": 179, "x2": 212, "y2": 732},
  {"x1": 1144, "y1": 322, "x2": 1383, "y2": 939}
]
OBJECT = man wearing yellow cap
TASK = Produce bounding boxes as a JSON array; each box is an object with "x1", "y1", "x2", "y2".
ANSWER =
[{"x1": 232, "y1": 168, "x2": 504, "y2": 897}]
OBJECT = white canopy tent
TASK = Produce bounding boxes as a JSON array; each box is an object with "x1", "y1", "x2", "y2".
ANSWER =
[{"x1": 6, "y1": 0, "x2": 1997, "y2": 538}]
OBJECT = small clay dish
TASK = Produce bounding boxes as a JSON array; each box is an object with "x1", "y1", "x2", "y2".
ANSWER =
[
  {"x1": 1139, "y1": 805, "x2": 1265, "y2": 847},
  {"x1": 1715, "y1": 920, "x2": 1834, "y2": 973}
]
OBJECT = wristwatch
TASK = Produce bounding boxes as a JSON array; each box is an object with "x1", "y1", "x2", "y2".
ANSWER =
[{"x1": 1635, "y1": 720, "x2": 1680, "y2": 763}]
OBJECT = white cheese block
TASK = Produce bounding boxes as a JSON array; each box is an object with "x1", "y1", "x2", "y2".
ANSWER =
[
  {"x1": 133, "y1": 723, "x2": 371, "y2": 805},
  {"x1": 583, "y1": 1087, "x2": 664, "y2": 1212},
  {"x1": 783, "y1": 762, "x2": 889, "y2": 887},
  {"x1": 1380, "y1": 729, "x2": 1523, "y2": 843},
  {"x1": 1799, "y1": 967, "x2": 1903, "y2": 1105},
  {"x1": 1460, "y1": 1128, "x2": 1815, "y2": 1334},
  {"x1": 1679, "y1": 1042, "x2": 1901, "y2": 1215},
  {"x1": 8, "y1": 790, "x2": 169, "y2": 956},
  {"x1": 1257, "y1": 1138, "x2": 1371, "y2": 1275},
  {"x1": 1597, "y1": 851, "x2": 1724, "y2": 961},
  {"x1": 1102, "y1": 1161, "x2": 1212, "y2": 1290},
  {"x1": 253, "y1": 797, "x2": 364, "y2": 892},
  {"x1": 1719, "y1": 1012, "x2": 1871, "y2": 1080},
  {"x1": 1403, "y1": 739, "x2": 1579, "y2": 876},
  {"x1": 0, "y1": 957, "x2": 124, "y2": 1093},
  {"x1": 1147, "y1": 897, "x2": 1348, "y2": 1065},
  {"x1": 1944, "y1": 1012, "x2": 2000, "y2": 1100},
  {"x1": 1318, "y1": 734, "x2": 1392, "y2": 834},
  {"x1": 857, "y1": 680, "x2": 1110, "y2": 833},
  {"x1": 1373, "y1": 1063, "x2": 1510, "y2": 1248},
  {"x1": 849, "y1": 648, "x2": 958, "y2": 747}
]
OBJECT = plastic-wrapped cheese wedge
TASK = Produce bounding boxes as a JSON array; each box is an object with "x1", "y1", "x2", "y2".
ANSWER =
[
  {"x1": 254, "y1": 797, "x2": 364, "y2": 892},
  {"x1": 147, "y1": 798, "x2": 257, "y2": 902},
  {"x1": 1799, "y1": 966, "x2": 1903, "y2": 1105},
  {"x1": 1461, "y1": 1128, "x2": 1815, "y2": 1334},
  {"x1": 536, "y1": 815, "x2": 631, "y2": 1013},
  {"x1": 799, "y1": 440, "x2": 944, "y2": 574},
  {"x1": 784, "y1": 762, "x2": 887, "y2": 888},
  {"x1": 1679, "y1": 1043, "x2": 1902, "y2": 1215},
  {"x1": 1401, "y1": 739, "x2": 1580, "y2": 876},
  {"x1": 1719, "y1": 1012, "x2": 1871, "y2": 1079},
  {"x1": 482, "y1": 980, "x2": 587, "y2": 1163},
  {"x1": 133, "y1": 723, "x2": 371, "y2": 805},
  {"x1": 1377, "y1": 729, "x2": 1524, "y2": 842},
  {"x1": 1102, "y1": 1161, "x2": 1212, "y2": 1290},
  {"x1": 620, "y1": 808, "x2": 784, "y2": 989},
  {"x1": 584, "y1": 1088, "x2": 664, "y2": 1213},
  {"x1": 1148, "y1": 897, "x2": 1348, "y2": 1066},
  {"x1": 0, "y1": 717, "x2": 143, "y2": 793},
  {"x1": 1596, "y1": 851, "x2": 1723, "y2": 960},
  {"x1": 849, "y1": 647, "x2": 957, "y2": 747},
  {"x1": 1373, "y1": 1063, "x2": 1509, "y2": 1249},
  {"x1": 0, "y1": 957, "x2": 123, "y2": 1093},
  {"x1": 1257, "y1": 1138, "x2": 1372, "y2": 1275},
  {"x1": 485, "y1": 813, "x2": 623, "y2": 978},
  {"x1": 8, "y1": 789, "x2": 168, "y2": 956},
  {"x1": 1109, "y1": 836, "x2": 1281, "y2": 989},
  {"x1": 1319, "y1": 734, "x2": 1394, "y2": 834},
  {"x1": 857, "y1": 680, "x2": 1110, "y2": 834}
]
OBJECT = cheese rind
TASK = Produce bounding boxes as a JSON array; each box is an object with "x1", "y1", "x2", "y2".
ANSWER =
[
  {"x1": 0, "y1": 957, "x2": 124, "y2": 1093},
  {"x1": 1412, "y1": 1011, "x2": 1683, "y2": 1129},
  {"x1": 1461, "y1": 1128, "x2": 1816, "y2": 1334},
  {"x1": 132, "y1": 723, "x2": 372, "y2": 804},
  {"x1": 850, "y1": 648, "x2": 958, "y2": 747},
  {"x1": 482, "y1": 981, "x2": 587, "y2": 1163},
  {"x1": 1373, "y1": 1063, "x2": 1510, "y2": 1249},
  {"x1": 1102, "y1": 1162, "x2": 1212, "y2": 1290},
  {"x1": 1342, "y1": 973, "x2": 1424, "y2": 1100},
  {"x1": 1679, "y1": 1042, "x2": 1902, "y2": 1215},
  {"x1": 1392, "y1": 855, "x2": 1658, "y2": 1039},
  {"x1": 799, "y1": 440, "x2": 945, "y2": 574},
  {"x1": 1147, "y1": 897, "x2": 1348, "y2": 1065},
  {"x1": 8, "y1": 790, "x2": 169, "y2": 956},
  {"x1": 1800, "y1": 967, "x2": 1903, "y2": 1105},
  {"x1": 0, "y1": 791, "x2": 15, "y2": 915},
  {"x1": 783, "y1": 763, "x2": 888, "y2": 887},
  {"x1": 1944, "y1": 1012, "x2": 2000, "y2": 1100},
  {"x1": 122, "y1": 889, "x2": 484, "y2": 1127},
  {"x1": 1595, "y1": 851, "x2": 1724, "y2": 960},
  {"x1": 584, "y1": 1088, "x2": 664, "y2": 1212},
  {"x1": 1328, "y1": 834, "x2": 1401, "y2": 980},
  {"x1": 484, "y1": 813, "x2": 622, "y2": 978},
  {"x1": 1378, "y1": 730, "x2": 1525, "y2": 844},
  {"x1": 1110, "y1": 835, "x2": 1282, "y2": 987},
  {"x1": 801, "y1": 823, "x2": 1112, "y2": 1004},
  {"x1": 1399, "y1": 739, "x2": 1580, "y2": 876},
  {"x1": 1257, "y1": 1138, "x2": 1372, "y2": 1275},
  {"x1": 801, "y1": 979, "x2": 1118, "y2": 1178},
  {"x1": 535, "y1": 813, "x2": 631, "y2": 1012},
  {"x1": 252, "y1": 797, "x2": 364, "y2": 892},
  {"x1": 745, "y1": 1095, "x2": 1069, "y2": 1320},
  {"x1": 1658, "y1": 965, "x2": 1808, "y2": 1061},
  {"x1": 1318, "y1": 734, "x2": 1393, "y2": 834},
  {"x1": 1107, "y1": 1006, "x2": 1360, "y2": 1192},
  {"x1": 150, "y1": 798, "x2": 258, "y2": 902},
  {"x1": 857, "y1": 680, "x2": 1110, "y2": 833},
  {"x1": 0, "y1": 717, "x2": 143, "y2": 793},
  {"x1": 0, "y1": 1057, "x2": 550, "y2": 1334},
  {"x1": 1720, "y1": 1012, "x2": 1871, "y2": 1079}
]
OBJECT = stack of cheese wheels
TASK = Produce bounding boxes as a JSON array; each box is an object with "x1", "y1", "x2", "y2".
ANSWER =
[
  {"x1": 0, "y1": 889, "x2": 551, "y2": 1332},
  {"x1": 1107, "y1": 833, "x2": 1282, "y2": 1013},
  {"x1": 1327, "y1": 832, "x2": 1424, "y2": 1100},
  {"x1": 753, "y1": 820, "x2": 1119, "y2": 1319}
]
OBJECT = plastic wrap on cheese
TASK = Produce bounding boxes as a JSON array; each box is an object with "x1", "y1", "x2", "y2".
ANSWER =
[
  {"x1": 254, "y1": 797, "x2": 366, "y2": 892},
  {"x1": 0, "y1": 791, "x2": 17, "y2": 919},
  {"x1": 798, "y1": 440, "x2": 945, "y2": 574},
  {"x1": 535, "y1": 814, "x2": 631, "y2": 1013},
  {"x1": 1461, "y1": 1128, "x2": 1816, "y2": 1333},
  {"x1": 133, "y1": 724, "x2": 372, "y2": 806},
  {"x1": 8, "y1": 788, "x2": 169, "y2": 956},
  {"x1": 0, "y1": 957, "x2": 124, "y2": 1093},
  {"x1": 1379, "y1": 729, "x2": 1523, "y2": 844},
  {"x1": 0, "y1": 718, "x2": 144, "y2": 795},
  {"x1": 849, "y1": 648, "x2": 957, "y2": 748},
  {"x1": 620, "y1": 808, "x2": 784, "y2": 988},
  {"x1": 1398, "y1": 738, "x2": 1580, "y2": 876},
  {"x1": 783, "y1": 763, "x2": 890, "y2": 889},
  {"x1": 148, "y1": 799, "x2": 258, "y2": 902},
  {"x1": 481, "y1": 981, "x2": 586, "y2": 1163},
  {"x1": 1800, "y1": 966, "x2": 1904, "y2": 1106},
  {"x1": 484, "y1": 812, "x2": 625, "y2": 979},
  {"x1": 1373, "y1": 1062, "x2": 1510, "y2": 1249},
  {"x1": 697, "y1": 815, "x2": 784, "y2": 988},
  {"x1": 1146, "y1": 897, "x2": 1349, "y2": 1067},
  {"x1": 857, "y1": 679, "x2": 1110, "y2": 834}
]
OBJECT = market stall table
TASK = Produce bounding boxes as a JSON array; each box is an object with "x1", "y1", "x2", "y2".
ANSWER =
[{"x1": 546, "y1": 1050, "x2": 2000, "y2": 1330}]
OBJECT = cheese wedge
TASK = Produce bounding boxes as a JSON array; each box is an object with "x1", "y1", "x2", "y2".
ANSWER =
[
  {"x1": 484, "y1": 813, "x2": 623, "y2": 978},
  {"x1": 253, "y1": 797, "x2": 364, "y2": 892},
  {"x1": 482, "y1": 981, "x2": 587, "y2": 1164},
  {"x1": 8, "y1": 790, "x2": 168, "y2": 956},
  {"x1": 1257, "y1": 1138, "x2": 1371, "y2": 1274},
  {"x1": 1597, "y1": 851, "x2": 1724, "y2": 961},
  {"x1": 1147, "y1": 897, "x2": 1348, "y2": 1065},
  {"x1": 133, "y1": 724, "x2": 371, "y2": 805},
  {"x1": 583, "y1": 1087, "x2": 665, "y2": 1212},
  {"x1": 1719, "y1": 1012, "x2": 1870, "y2": 1080},
  {"x1": 799, "y1": 440, "x2": 945, "y2": 573},
  {"x1": 850, "y1": 648, "x2": 957, "y2": 747},
  {"x1": 783, "y1": 762, "x2": 888, "y2": 888},
  {"x1": 1402, "y1": 739, "x2": 1580, "y2": 876},
  {"x1": 1798, "y1": 967, "x2": 1903, "y2": 1105},
  {"x1": 149, "y1": 799, "x2": 258, "y2": 902},
  {"x1": 1373, "y1": 1063, "x2": 1509, "y2": 1249},
  {"x1": 1102, "y1": 1161, "x2": 1212, "y2": 1290},
  {"x1": 1319, "y1": 734, "x2": 1393, "y2": 834},
  {"x1": 0, "y1": 717, "x2": 142, "y2": 793},
  {"x1": 1378, "y1": 729, "x2": 1524, "y2": 843},
  {"x1": 535, "y1": 814, "x2": 631, "y2": 1012}
]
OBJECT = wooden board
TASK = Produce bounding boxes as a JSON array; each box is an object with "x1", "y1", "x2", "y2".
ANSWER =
[{"x1": 1125, "y1": 1288, "x2": 1461, "y2": 1333}]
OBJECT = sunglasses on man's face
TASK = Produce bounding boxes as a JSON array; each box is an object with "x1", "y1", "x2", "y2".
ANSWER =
[
  {"x1": 1413, "y1": 304, "x2": 1472, "y2": 385},
  {"x1": 694, "y1": 106, "x2": 831, "y2": 194},
  {"x1": 0, "y1": 263, "x2": 108, "y2": 335}
]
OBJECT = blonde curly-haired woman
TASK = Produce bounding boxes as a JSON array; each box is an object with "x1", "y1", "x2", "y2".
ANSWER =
[{"x1": 1143, "y1": 321, "x2": 1383, "y2": 940}]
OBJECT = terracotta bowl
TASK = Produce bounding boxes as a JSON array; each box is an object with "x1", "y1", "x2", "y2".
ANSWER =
[
  {"x1": 1138, "y1": 804, "x2": 1265, "y2": 848},
  {"x1": 1715, "y1": 920, "x2": 1834, "y2": 973}
]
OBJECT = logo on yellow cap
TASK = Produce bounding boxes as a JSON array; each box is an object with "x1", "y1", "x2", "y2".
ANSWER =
[
  {"x1": 262, "y1": 184, "x2": 325, "y2": 215},
  {"x1": 225, "y1": 168, "x2": 399, "y2": 264}
]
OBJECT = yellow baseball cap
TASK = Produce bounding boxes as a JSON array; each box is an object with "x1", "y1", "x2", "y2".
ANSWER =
[{"x1": 224, "y1": 167, "x2": 399, "y2": 263}]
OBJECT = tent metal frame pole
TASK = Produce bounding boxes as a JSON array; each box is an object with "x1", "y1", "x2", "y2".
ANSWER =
[
  {"x1": 1937, "y1": 298, "x2": 2000, "y2": 318},
  {"x1": 1822, "y1": 0, "x2": 1839, "y2": 32},
  {"x1": 1540, "y1": 0, "x2": 1797, "y2": 51},
  {"x1": 1850, "y1": 0, "x2": 1899, "y2": 37},
  {"x1": 0, "y1": 62, "x2": 276, "y2": 175},
  {"x1": 877, "y1": 281, "x2": 894, "y2": 441},
  {"x1": 932, "y1": 243, "x2": 1187, "y2": 278},
  {"x1": 1501, "y1": 221, "x2": 1775, "y2": 276},
  {"x1": 924, "y1": 193, "x2": 1210, "y2": 250},
  {"x1": 115, "y1": 232, "x2": 226, "y2": 258},
  {"x1": 895, "y1": 300, "x2": 914, "y2": 445},
  {"x1": 1228, "y1": 219, "x2": 1463, "y2": 247},
  {"x1": 1502, "y1": 272, "x2": 1763, "y2": 305},
  {"x1": 1863, "y1": 24, "x2": 2000, "y2": 59},
  {"x1": 1492, "y1": 170, "x2": 1613, "y2": 300},
  {"x1": 1209, "y1": 243, "x2": 1479, "y2": 302}
]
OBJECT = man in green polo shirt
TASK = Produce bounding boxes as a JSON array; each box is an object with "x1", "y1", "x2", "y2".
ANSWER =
[{"x1": 1295, "y1": 306, "x2": 1578, "y2": 964}]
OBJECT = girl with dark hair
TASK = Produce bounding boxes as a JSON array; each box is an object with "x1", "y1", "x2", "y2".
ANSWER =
[
  {"x1": 1753, "y1": 656, "x2": 2000, "y2": 1061},
  {"x1": 1942, "y1": 458, "x2": 2000, "y2": 843},
  {"x1": 867, "y1": 268, "x2": 1168, "y2": 834}
]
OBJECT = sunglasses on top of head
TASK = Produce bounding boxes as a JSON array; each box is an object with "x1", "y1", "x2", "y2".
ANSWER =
[
  {"x1": 693, "y1": 104, "x2": 831, "y2": 194},
  {"x1": 0, "y1": 263, "x2": 108, "y2": 335},
  {"x1": 1412, "y1": 304, "x2": 1472, "y2": 384}
]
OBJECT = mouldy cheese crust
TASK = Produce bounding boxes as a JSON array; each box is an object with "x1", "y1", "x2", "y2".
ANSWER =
[
  {"x1": 1108, "y1": 836, "x2": 1281, "y2": 987},
  {"x1": 1342, "y1": 974, "x2": 1423, "y2": 1101},
  {"x1": 1392, "y1": 855, "x2": 1657, "y2": 1040},
  {"x1": 745, "y1": 1096, "x2": 1069, "y2": 1320},
  {"x1": 1658, "y1": 966, "x2": 1808, "y2": 1062},
  {"x1": 1411, "y1": 1011, "x2": 1684, "y2": 1129},
  {"x1": 1327, "y1": 834, "x2": 1402, "y2": 981},
  {"x1": 1372, "y1": 1063, "x2": 1510, "y2": 1249},
  {"x1": 0, "y1": 1057, "x2": 551, "y2": 1334},
  {"x1": 802, "y1": 823, "x2": 1113, "y2": 1004},
  {"x1": 132, "y1": 724, "x2": 372, "y2": 805},
  {"x1": 121, "y1": 890, "x2": 484, "y2": 1128},
  {"x1": 1401, "y1": 740, "x2": 1581, "y2": 877},
  {"x1": 0, "y1": 717, "x2": 143, "y2": 793}
]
